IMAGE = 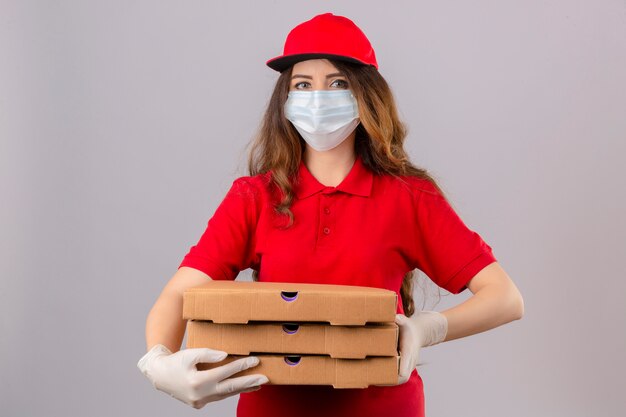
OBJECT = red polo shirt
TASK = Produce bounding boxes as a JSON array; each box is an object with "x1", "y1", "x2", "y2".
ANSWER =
[{"x1": 179, "y1": 156, "x2": 497, "y2": 417}]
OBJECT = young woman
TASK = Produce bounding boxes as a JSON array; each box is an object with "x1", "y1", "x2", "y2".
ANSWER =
[{"x1": 137, "y1": 13, "x2": 524, "y2": 417}]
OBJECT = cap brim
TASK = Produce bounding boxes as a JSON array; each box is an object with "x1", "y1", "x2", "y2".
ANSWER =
[{"x1": 266, "y1": 53, "x2": 371, "y2": 72}]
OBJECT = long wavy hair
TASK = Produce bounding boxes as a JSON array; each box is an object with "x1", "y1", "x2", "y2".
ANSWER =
[{"x1": 247, "y1": 59, "x2": 446, "y2": 317}]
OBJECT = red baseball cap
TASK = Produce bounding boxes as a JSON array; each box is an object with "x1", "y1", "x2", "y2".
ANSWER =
[{"x1": 266, "y1": 13, "x2": 378, "y2": 72}]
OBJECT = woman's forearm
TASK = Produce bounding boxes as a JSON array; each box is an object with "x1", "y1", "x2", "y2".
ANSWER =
[
  {"x1": 441, "y1": 262, "x2": 524, "y2": 342},
  {"x1": 145, "y1": 289, "x2": 187, "y2": 353},
  {"x1": 144, "y1": 267, "x2": 214, "y2": 353}
]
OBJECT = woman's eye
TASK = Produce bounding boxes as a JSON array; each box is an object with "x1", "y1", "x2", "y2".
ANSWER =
[
  {"x1": 294, "y1": 81, "x2": 310, "y2": 89},
  {"x1": 330, "y1": 79, "x2": 348, "y2": 88}
]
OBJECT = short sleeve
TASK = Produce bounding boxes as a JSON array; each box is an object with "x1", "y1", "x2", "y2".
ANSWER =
[
  {"x1": 409, "y1": 181, "x2": 497, "y2": 294},
  {"x1": 178, "y1": 177, "x2": 260, "y2": 280}
]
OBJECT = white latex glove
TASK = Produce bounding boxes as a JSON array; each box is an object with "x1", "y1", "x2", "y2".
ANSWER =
[
  {"x1": 137, "y1": 344, "x2": 269, "y2": 409},
  {"x1": 395, "y1": 311, "x2": 448, "y2": 384}
]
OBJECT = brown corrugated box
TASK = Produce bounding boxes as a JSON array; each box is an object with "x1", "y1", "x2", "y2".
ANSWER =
[
  {"x1": 183, "y1": 281, "x2": 397, "y2": 325},
  {"x1": 183, "y1": 281, "x2": 400, "y2": 388},
  {"x1": 197, "y1": 355, "x2": 399, "y2": 389},
  {"x1": 186, "y1": 321, "x2": 398, "y2": 358}
]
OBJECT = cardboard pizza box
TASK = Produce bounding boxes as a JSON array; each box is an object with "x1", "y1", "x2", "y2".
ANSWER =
[
  {"x1": 183, "y1": 280, "x2": 398, "y2": 325},
  {"x1": 186, "y1": 321, "x2": 398, "y2": 359},
  {"x1": 196, "y1": 354, "x2": 400, "y2": 389}
]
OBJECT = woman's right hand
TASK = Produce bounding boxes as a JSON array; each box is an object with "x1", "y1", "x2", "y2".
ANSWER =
[{"x1": 137, "y1": 344, "x2": 269, "y2": 409}]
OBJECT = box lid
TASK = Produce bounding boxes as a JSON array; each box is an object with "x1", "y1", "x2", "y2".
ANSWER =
[
  {"x1": 196, "y1": 354, "x2": 400, "y2": 389},
  {"x1": 183, "y1": 281, "x2": 398, "y2": 325},
  {"x1": 187, "y1": 321, "x2": 399, "y2": 359}
]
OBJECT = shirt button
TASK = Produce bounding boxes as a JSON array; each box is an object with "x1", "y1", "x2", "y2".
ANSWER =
[
  {"x1": 323, "y1": 227, "x2": 330, "y2": 235},
  {"x1": 324, "y1": 208, "x2": 330, "y2": 215}
]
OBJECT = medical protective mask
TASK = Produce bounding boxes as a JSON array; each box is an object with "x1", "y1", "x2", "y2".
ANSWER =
[{"x1": 284, "y1": 90, "x2": 360, "y2": 152}]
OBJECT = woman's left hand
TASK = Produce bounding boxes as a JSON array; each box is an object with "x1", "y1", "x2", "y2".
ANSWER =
[{"x1": 395, "y1": 311, "x2": 448, "y2": 384}]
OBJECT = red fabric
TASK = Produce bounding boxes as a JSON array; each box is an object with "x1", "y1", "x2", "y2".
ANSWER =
[
  {"x1": 238, "y1": 370, "x2": 424, "y2": 417},
  {"x1": 266, "y1": 13, "x2": 378, "y2": 72},
  {"x1": 179, "y1": 156, "x2": 497, "y2": 416}
]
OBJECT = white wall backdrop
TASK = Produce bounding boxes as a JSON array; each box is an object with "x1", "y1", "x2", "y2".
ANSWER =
[{"x1": 1, "y1": 1, "x2": 625, "y2": 416}]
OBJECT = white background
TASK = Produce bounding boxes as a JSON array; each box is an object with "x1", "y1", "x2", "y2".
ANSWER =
[{"x1": 1, "y1": 1, "x2": 625, "y2": 416}]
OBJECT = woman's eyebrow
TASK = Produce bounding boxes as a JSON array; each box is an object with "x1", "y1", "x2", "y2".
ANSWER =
[{"x1": 291, "y1": 72, "x2": 345, "y2": 80}]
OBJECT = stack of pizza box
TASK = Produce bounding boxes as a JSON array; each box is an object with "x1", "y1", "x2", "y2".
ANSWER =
[{"x1": 183, "y1": 280, "x2": 400, "y2": 388}]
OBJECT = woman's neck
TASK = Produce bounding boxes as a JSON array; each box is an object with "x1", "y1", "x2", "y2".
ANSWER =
[{"x1": 302, "y1": 133, "x2": 357, "y2": 187}]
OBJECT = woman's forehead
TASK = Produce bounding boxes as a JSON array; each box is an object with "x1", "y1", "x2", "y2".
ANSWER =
[{"x1": 292, "y1": 59, "x2": 340, "y2": 74}]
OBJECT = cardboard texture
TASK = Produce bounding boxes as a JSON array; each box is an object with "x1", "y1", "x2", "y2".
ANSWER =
[
  {"x1": 196, "y1": 355, "x2": 400, "y2": 389},
  {"x1": 183, "y1": 280, "x2": 398, "y2": 325},
  {"x1": 184, "y1": 280, "x2": 400, "y2": 388},
  {"x1": 186, "y1": 321, "x2": 399, "y2": 359}
]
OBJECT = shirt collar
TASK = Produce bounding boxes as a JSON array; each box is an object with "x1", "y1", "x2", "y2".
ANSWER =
[{"x1": 294, "y1": 156, "x2": 374, "y2": 199}]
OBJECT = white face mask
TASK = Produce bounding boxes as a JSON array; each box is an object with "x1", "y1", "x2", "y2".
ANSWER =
[{"x1": 284, "y1": 90, "x2": 360, "y2": 152}]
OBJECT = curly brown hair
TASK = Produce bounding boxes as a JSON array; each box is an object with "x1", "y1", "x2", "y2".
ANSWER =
[{"x1": 247, "y1": 59, "x2": 446, "y2": 316}]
